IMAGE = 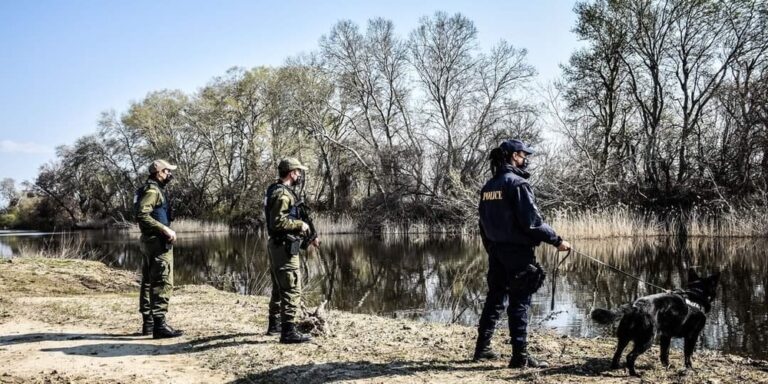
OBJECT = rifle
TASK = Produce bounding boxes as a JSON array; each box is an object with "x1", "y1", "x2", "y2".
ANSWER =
[
  {"x1": 296, "y1": 170, "x2": 318, "y2": 250},
  {"x1": 296, "y1": 199, "x2": 318, "y2": 250}
]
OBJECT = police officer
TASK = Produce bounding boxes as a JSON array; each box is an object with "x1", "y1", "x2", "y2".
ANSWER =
[
  {"x1": 473, "y1": 139, "x2": 571, "y2": 368},
  {"x1": 264, "y1": 157, "x2": 320, "y2": 344},
  {"x1": 135, "y1": 159, "x2": 184, "y2": 339}
]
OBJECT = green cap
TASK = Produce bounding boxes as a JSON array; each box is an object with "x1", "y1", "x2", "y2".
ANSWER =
[
  {"x1": 148, "y1": 159, "x2": 178, "y2": 174},
  {"x1": 278, "y1": 157, "x2": 308, "y2": 173}
]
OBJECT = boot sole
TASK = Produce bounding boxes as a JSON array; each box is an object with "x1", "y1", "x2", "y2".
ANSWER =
[
  {"x1": 279, "y1": 339, "x2": 312, "y2": 344},
  {"x1": 153, "y1": 333, "x2": 183, "y2": 339}
]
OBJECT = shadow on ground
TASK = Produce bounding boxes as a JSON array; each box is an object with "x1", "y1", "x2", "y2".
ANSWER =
[
  {"x1": 228, "y1": 359, "x2": 500, "y2": 384},
  {"x1": 1, "y1": 332, "x2": 265, "y2": 357},
  {"x1": 227, "y1": 357, "x2": 631, "y2": 384}
]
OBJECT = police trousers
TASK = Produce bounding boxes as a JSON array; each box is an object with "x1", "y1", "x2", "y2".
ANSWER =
[
  {"x1": 139, "y1": 236, "x2": 174, "y2": 318},
  {"x1": 267, "y1": 238, "x2": 302, "y2": 325},
  {"x1": 477, "y1": 243, "x2": 536, "y2": 347}
]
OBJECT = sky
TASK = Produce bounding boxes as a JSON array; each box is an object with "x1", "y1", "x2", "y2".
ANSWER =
[{"x1": 0, "y1": 0, "x2": 581, "y2": 187}]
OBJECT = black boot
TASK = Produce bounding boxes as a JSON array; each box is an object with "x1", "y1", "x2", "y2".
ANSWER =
[
  {"x1": 509, "y1": 343, "x2": 548, "y2": 368},
  {"x1": 473, "y1": 331, "x2": 499, "y2": 361},
  {"x1": 141, "y1": 314, "x2": 154, "y2": 336},
  {"x1": 266, "y1": 316, "x2": 281, "y2": 336},
  {"x1": 279, "y1": 323, "x2": 311, "y2": 344},
  {"x1": 152, "y1": 316, "x2": 184, "y2": 339}
]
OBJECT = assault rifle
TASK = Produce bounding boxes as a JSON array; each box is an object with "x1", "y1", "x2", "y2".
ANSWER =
[
  {"x1": 296, "y1": 199, "x2": 318, "y2": 250},
  {"x1": 296, "y1": 171, "x2": 318, "y2": 250}
]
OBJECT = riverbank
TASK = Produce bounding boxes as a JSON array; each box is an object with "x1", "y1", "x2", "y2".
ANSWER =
[{"x1": 1, "y1": 257, "x2": 766, "y2": 383}]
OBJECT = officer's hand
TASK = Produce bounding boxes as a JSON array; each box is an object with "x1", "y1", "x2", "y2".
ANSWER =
[
  {"x1": 310, "y1": 237, "x2": 321, "y2": 248},
  {"x1": 300, "y1": 222, "x2": 310, "y2": 233},
  {"x1": 163, "y1": 227, "x2": 177, "y2": 243},
  {"x1": 557, "y1": 240, "x2": 571, "y2": 252}
]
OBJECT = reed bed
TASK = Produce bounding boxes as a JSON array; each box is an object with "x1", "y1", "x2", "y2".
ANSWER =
[
  {"x1": 548, "y1": 207, "x2": 665, "y2": 240},
  {"x1": 121, "y1": 218, "x2": 230, "y2": 233},
  {"x1": 15, "y1": 234, "x2": 101, "y2": 260},
  {"x1": 312, "y1": 213, "x2": 357, "y2": 234},
  {"x1": 685, "y1": 207, "x2": 768, "y2": 237},
  {"x1": 112, "y1": 205, "x2": 768, "y2": 238}
]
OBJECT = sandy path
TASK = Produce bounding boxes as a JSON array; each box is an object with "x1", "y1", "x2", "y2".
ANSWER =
[{"x1": 0, "y1": 320, "x2": 232, "y2": 383}]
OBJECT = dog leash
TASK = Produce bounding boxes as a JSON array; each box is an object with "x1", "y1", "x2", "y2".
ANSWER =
[{"x1": 550, "y1": 248, "x2": 669, "y2": 311}]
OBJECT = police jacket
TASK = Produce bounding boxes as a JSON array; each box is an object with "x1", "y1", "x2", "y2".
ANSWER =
[
  {"x1": 478, "y1": 164, "x2": 562, "y2": 248},
  {"x1": 264, "y1": 182, "x2": 305, "y2": 238},
  {"x1": 135, "y1": 179, "x2": 172, "y2": 237}
]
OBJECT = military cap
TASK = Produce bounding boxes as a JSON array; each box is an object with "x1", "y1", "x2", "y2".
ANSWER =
[
  {"x1": 148, "y1": 159, "x2": 178, "y2": 174},
  {"x1": 278, "y1": 157, "x2": 308, "y2": 173}
]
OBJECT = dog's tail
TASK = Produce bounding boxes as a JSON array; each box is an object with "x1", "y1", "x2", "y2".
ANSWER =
[{"x1": 590, "y1": 304, "x2": 632, "y2": 324}]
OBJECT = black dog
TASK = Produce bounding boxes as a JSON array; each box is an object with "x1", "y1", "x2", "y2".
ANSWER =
[{"x1": 590, "y1": 269, "x2": 720, "y2": 376}]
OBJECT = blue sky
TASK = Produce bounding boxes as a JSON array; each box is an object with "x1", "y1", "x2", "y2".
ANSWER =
[{"x1": 0, "y1": 0, "x2": 580, "y2": 186}]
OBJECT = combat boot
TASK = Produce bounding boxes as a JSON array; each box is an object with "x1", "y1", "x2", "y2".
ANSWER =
[
  {"x1": 279, "y1": 323, "x2": 311, "y2": 344},
  {"x1": 509, "y1": 343, "x2": 548, "y2": 368},
  {"x1": 141, "y1": 314, "x2": 154, "y2": 336},
  {"x1": 472, "y1": 331, "x2": 499, "y2": 361},
  {"x1": 152, "y1": 316, "x2": 184, "y2": 339},
  {"x1": 266, "y1": 316, "x2": 281, "y2": 336}
]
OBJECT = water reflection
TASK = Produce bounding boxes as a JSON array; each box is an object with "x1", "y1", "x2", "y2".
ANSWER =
[{"x1": 1, "y1": 232, "x2": 765, "y2": 360}]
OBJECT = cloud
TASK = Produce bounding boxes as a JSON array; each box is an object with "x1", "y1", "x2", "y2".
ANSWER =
[{"x1": 0, "y1": 140, "x2": 53, "y2": 155}]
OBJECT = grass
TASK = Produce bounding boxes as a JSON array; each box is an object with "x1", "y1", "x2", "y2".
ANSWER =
[
  {"x1": 121, "y1": 218, "x2": 230, "y2": 234},
  {"x1": 685, "y1": 206, "x2": 768, "y2": 237},
  {"x1": 313, "y1": 213, "x2": 357, "y2": 234},
  {"x1": 15, "y1": 233, "x2": 100, "y2": 260},
  {"x1": 548, "y1": 207, "x2": 665, "y2": 240}
]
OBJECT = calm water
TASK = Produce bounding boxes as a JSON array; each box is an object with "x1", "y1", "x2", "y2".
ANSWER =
[{"x1": 1, "y1": 231, "x2": 766, "y2": 360}]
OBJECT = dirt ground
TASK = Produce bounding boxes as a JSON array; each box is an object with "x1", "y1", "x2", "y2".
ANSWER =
[{"x1": 1, "y1": 257, "x2": 767, "y2": 384}]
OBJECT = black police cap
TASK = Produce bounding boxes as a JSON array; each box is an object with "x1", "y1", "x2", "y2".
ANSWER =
[{"x1": 500, "y1": 139, "x2": 534, "y2": 154}]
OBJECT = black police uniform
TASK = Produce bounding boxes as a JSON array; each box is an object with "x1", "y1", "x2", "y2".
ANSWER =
[{"x1": 476, "y1": 163, "x2": 562, "y2": 358}]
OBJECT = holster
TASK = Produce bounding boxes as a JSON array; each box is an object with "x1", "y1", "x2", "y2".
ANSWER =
[
  {"x1": 284, "y1": 234, "x2": 302, "y2": 255},
  {"x1": 509, "y1": 262, "x2": 546, "y2": 295}
]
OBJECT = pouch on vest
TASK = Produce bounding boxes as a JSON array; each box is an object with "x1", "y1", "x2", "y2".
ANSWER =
[{"x1": 285, "y1": 234, "x2": 302, "y2": 255}]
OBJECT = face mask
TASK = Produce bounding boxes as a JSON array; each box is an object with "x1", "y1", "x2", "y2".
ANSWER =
[
  {"x1": 294, "y1": 171, "x2": 304, "y2": 185},
  {"x1": 161, "y1": 173, "x2": 174, "y2": 186},
  {"x1": 519, "y1": 157, "x2": 530, "y2": 170}
]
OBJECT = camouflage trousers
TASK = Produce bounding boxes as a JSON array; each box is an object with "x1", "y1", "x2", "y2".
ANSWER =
[
  {"x1": 267, "y1": 238, "x2": 302, "y2": 325},
  {"x1": 139, "y1": 236, "x2": 174, "y2": 318}
]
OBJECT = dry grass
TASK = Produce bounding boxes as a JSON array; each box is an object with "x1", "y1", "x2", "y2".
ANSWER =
[
  {"x1": 15, "y1": 234, "x2": 101, "y2": 260},
  {"x1": 121, "y1": 218, "x2": 230, "y2": 234},
  {"x1": 313, "y1": 213, "x2": 357, "y2": 234},
  {"x1": 685, "y1": 207, "x2": 768, "y2": 237},
  {"x1": 548, "y1": 207, "x2": 665, "y2": 240}
]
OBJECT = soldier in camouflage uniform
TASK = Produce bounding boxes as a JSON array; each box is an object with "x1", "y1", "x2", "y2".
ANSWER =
[
  {"x1": 135, "y1": 159, "x2": 184, "y2": 339},
  {"x1": 264, "y1": 157, "x2": 320, "y2": 344}
]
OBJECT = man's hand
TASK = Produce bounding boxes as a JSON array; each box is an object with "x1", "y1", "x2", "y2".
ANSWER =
[
  {"x1": 310, "y1": 237, "x2": 321, "y2": 248},
  {"x1": 557, "y1": 240, "x2": 571, "y2": 252},
  {"x1": 163, "y1": 227, "x2": 177, "y2": 243},
  {"x1": 301, "y1": 222, "x2": 310, "y2": 233}
]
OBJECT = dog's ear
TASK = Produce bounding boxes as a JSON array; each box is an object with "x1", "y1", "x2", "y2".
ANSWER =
[{"x1": 688, "y1": 269, "x2": 700, "y2": 282}]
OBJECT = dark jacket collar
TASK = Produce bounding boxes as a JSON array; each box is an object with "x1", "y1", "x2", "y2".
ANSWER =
[
  {"x1": 146, "y1": 178, "x2": 164, "y2": 190},
  {"x1": 496, "y1": 164, "x2": 530, "y2": 179}
]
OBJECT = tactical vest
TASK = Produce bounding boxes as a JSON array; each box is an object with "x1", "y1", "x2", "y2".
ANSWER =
[
  {"x1": 264, "y1": 182, "x2": 299, "y2": 237},
  {"x1": 134, "y1": 181, "x2": 171, "y2": 227}
]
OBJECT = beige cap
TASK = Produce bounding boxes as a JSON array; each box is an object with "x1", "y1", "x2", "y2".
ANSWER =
[
  {"x1": 278, "y1": 157, "x2": 308, "y2": 173},
  {"x1": 148, "y1": 159, "x2": 178, "y2": 174}
]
